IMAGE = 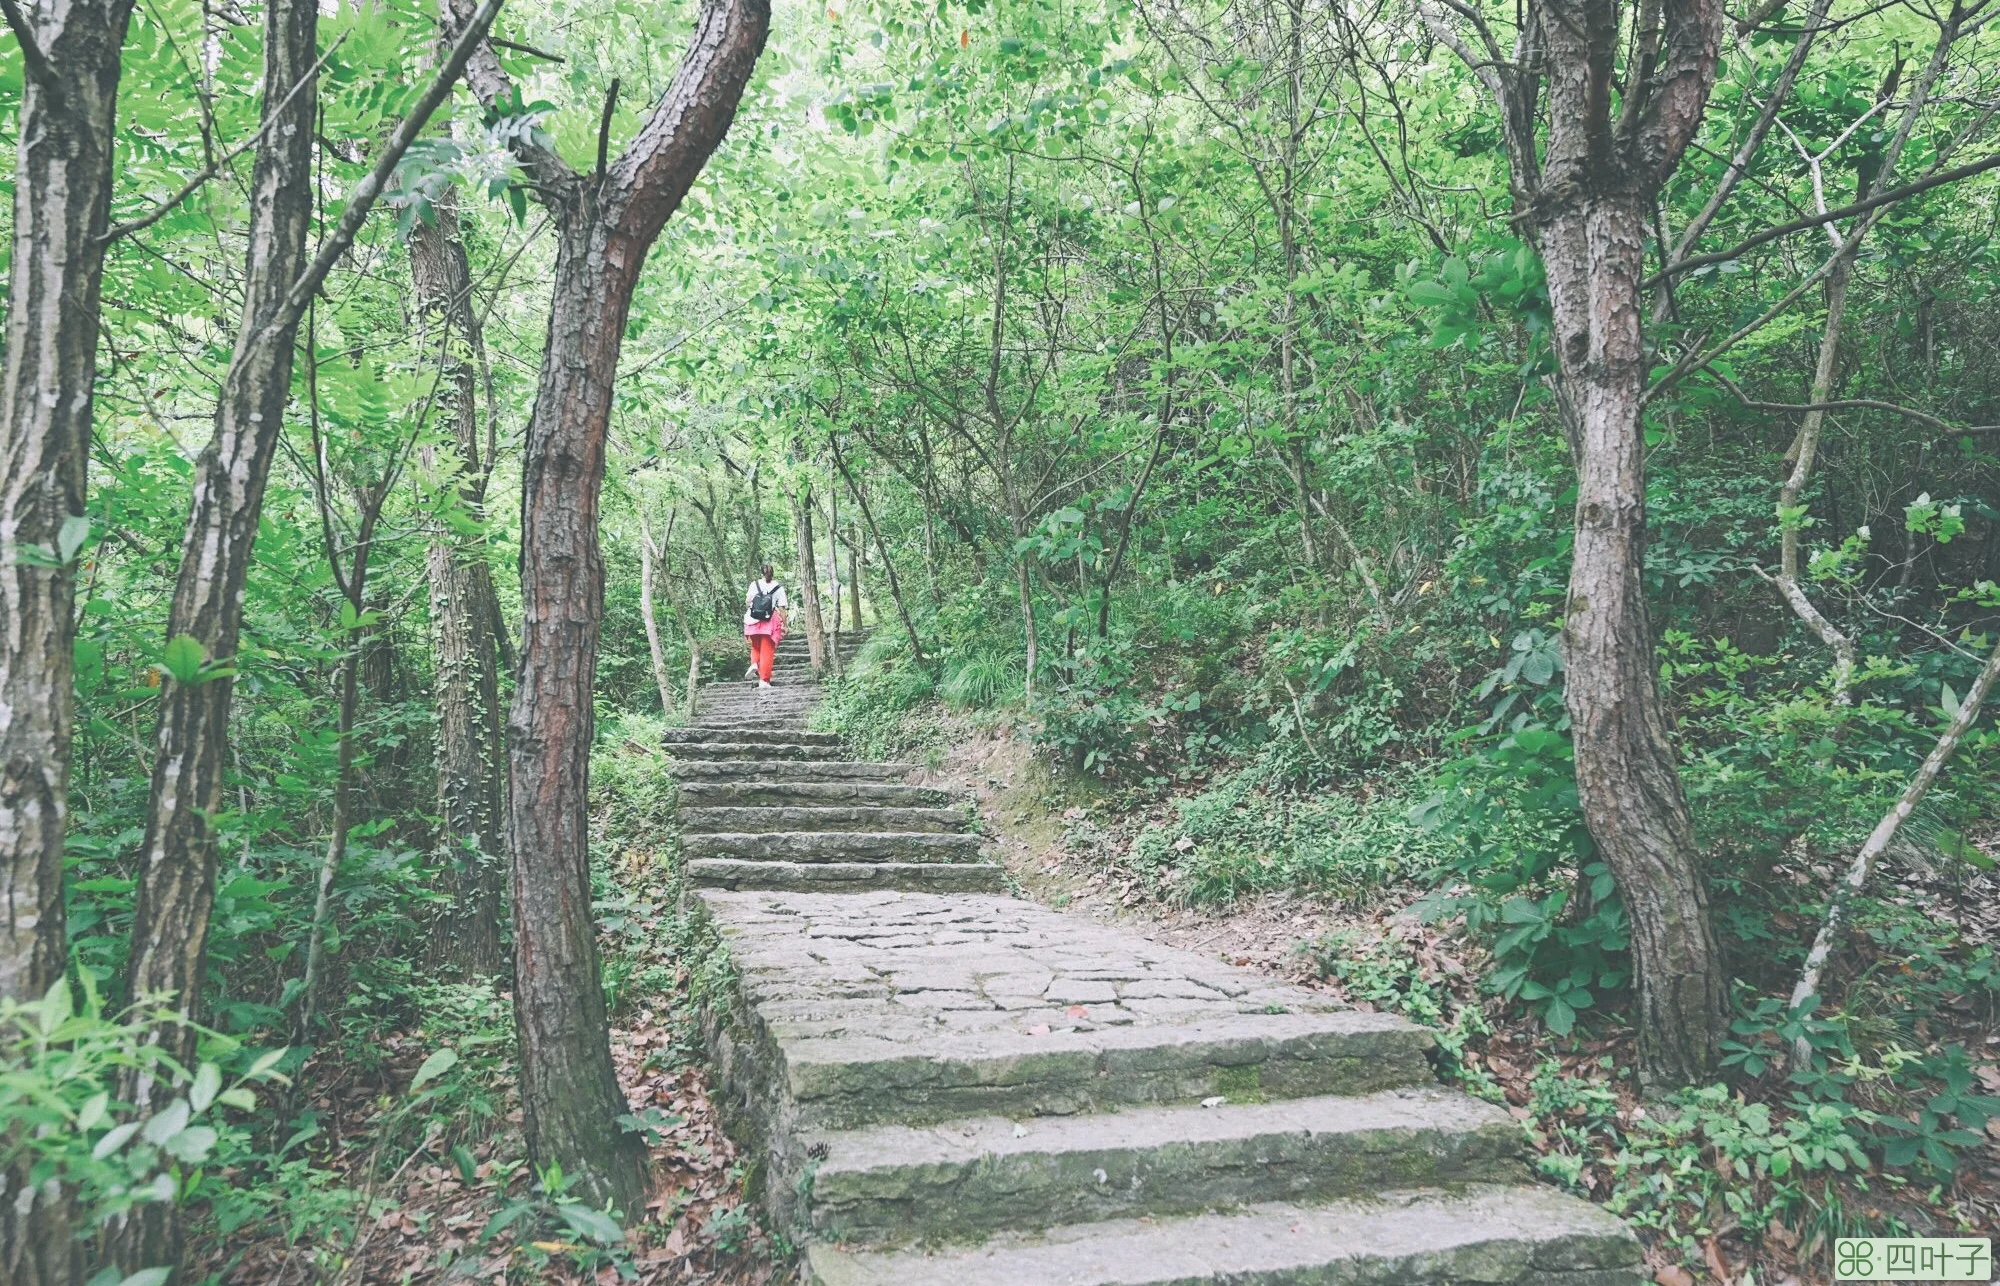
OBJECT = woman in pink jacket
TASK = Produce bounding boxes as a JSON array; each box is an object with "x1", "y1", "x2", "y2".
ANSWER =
[{"x1": 743, "y1": 563, "x2": 788, "y2": 687}]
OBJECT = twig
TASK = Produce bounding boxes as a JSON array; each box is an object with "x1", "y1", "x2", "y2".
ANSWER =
[
  {"x1": 492, "y1": 35, "x2": 563, "y2": 61},
  {"x1": 596, "y1": 77, "x2": 621, "y2": 182},
  {"x1": 99, "y1": 34, "x2": 350, "y2": 244}
]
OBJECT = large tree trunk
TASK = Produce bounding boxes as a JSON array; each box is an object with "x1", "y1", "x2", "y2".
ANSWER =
[
  {"x1": 1533, "y1": 0, "x2": 1728, "y2": 1089},
  {"x1": 1540, "y1": 194, "x2": 1726, "y2": 1088},
  {"x1": 111, "y1": 1, "x2": 498, "y2": 1267},
  {"x1": 0, "y1": 0, "x2": 139, "y2": 1278},
  {"x1": 411, "y1": 194, "x2": 506, "y2": 975},
  {"x1": 1421, "y1": 0, "x2": 1729, "y2": 1087},
  {"x1": 442, "y1": 0, "x2": 769, "y2": 1211},
  {"x1": 112, "y1": 0, "x2": 320, "y2": 1268}
]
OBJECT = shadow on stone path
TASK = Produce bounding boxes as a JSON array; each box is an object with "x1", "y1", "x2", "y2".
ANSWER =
[{"x1": 667, "y1": 637, "x2": 1642, "y2": 1285}]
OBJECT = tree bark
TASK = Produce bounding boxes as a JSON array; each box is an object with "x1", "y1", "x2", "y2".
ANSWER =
[
  {"x1": 441, "y1": 0, "x2": 768, "y2": 1210},
  {"x1": 110, "y1": 1, "x2": 499, "y2": 1268},
  {"x1": 792, "y1": 485, "x2": 828, "y2": 671},
  {"x1": 0, "y1": 0, "x2": 138, "y2": 1277},
  {"x1": 411, "y1": 192, "x2": 506, "y2": 975}
]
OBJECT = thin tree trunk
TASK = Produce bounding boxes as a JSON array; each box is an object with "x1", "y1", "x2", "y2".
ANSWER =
[
  {"x1": 831, "y1": 436, "x2": 923, "y2": 663},
  {"x1": 638, "y1": 510, "x2": 677, "y2": 717},
  {"x1": 793, "y1": 486, "x2": 827, "y2": 671},
  {"x1": 111, "y1": 2, "x2": 497, "y2": 1268},
  {"x1": 0, "y1": 0, "x2": 138, "y2": 1277},
  {"x1": 847, "y1": 518, "x2": 863, "y2": 628},
  {"x1": 411, "y1": 189, "x2": 505, "y2": 976},
  {"x1": 1787, "y1": 633, "x2": 2000, "y2": 1064},
  {"x1": 442, "y1": 0, "x2": 768, "y2": 1209}
]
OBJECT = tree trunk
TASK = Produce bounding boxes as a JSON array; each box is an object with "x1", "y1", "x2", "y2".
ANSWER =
[
  {"x1": 111, "y1": 1, "x2": 498, "y2": 1267},
  {"x1": 831, "y1": 438, "x2": 923, "y2": 663},
  {"x1": 0, "y1": 0, "x2": 138, "y2": 1278},
  {"x1": 793, "y1": 486, "x2": 827, "y2": 671},
  {"x1": 113, "y1": 0, "x2": 320, "y2": 1267},
  {"x1": 1419, "y1": 0, "x2": 1729, "y2": 1087},
  {"x1": 411, "y1": 193, "x2": 506, "y2": 975},
  {"x1": 847, "y1": 518, "x2": 863, "y2": 629},
  {"x1": 442, "y1": 0, "x2": 768, "y2": 1211},
  {"x1": 638, "y1": 511, "x2": 677, "y2": 717},
  {"x1": 1542, "y1": 195, "x2": 1726, "y2": 1088}
]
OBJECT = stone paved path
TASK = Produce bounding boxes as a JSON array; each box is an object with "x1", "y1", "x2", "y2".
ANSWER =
[{"x1": 670, "y1": 636, "x2": 1641, "y2": 1285}]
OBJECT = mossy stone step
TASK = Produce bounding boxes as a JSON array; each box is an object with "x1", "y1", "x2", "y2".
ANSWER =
[
  {"x1": 669, "y1": 760, "x2": 916, "y2": 783},
  {"x1": 678, "y1": 781, "x2": 955, "y2": 809},
  {"x1": 681, "y1": 805, "x2": 967, "y2": 835},
  {"x1": 805, "y1": 1086, "x2": 1529, "y2": 1244},
  {"x1": 668, "y1": 741, "x2": 848, "y2": 762},
  {"x1": 664, "y1": 727, "x2": 843, "y2": 747},
  {"x1": 687, "y1": 859, "x2": 1008, "y2": 895},
  {"x1": 682, "y1": 831, "x2": 985, "y2": 863},
  {"x1": 801, "y1": 1184, "x2": 1644, "y2": 1286}
]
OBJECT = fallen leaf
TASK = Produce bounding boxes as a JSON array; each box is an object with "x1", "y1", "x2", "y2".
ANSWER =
[
  {"x1": 1065, "y1": 1005, "x2": 1089, "y2": 1018},
  {"x1": 1654, "y1": 1268, "x2": 1695, "y2": 1286},
  {"x1": 1027, "y1": 1023, "x2": 1050, "y2": 1036}
]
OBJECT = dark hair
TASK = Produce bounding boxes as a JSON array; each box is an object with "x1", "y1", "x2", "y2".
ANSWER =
[{"x1": 760, "y1": 563, "x2": 774, "y2": 581}]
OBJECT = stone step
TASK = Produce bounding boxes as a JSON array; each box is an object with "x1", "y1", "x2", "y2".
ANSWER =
[
  {"x1": 679, "y1": 781, "x2": 955, "y2": 809},
  {"x1": 670, "y1": 760, "x2": 915, "y2": 783},
  {"x1": 682, "y1": 805, "x2": 968, "y2": 835},
  {"x1": 683, "y1": 831, "x2": 986, "y2": 864},
  {"x1": 688, "y1": 859, "x2": 1008, "y2": 895},
  {"x1": 801, "y1": 1183, "x2": 1644, "y2": 1286},
  {"x1": 804, "y1": 1086, "x2": 1526, "y2": 1244},
  {"x1": 664, "y1": 727, "x2": 843, "y2": 747},
  {"x1": 669, "y1": 741, "x2": 847, "y2": 762}
]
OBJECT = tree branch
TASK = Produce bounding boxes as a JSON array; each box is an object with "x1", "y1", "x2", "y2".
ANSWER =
[
  {"x1": 0, "y1": 0, "x2": 61, "y2": 100},
  {"x1": 1646, "y1": 149, "x2": 2000, "y2": 285}
]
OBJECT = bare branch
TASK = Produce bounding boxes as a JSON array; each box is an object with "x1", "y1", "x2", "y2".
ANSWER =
[{"x1": 1646, "y1": 149, "x2": 2000, "y2": 285}]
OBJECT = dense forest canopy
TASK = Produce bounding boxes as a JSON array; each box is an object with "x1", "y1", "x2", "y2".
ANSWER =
[{"x1": 1, "y1": 0, "x2": 1998, "y2": 1279}]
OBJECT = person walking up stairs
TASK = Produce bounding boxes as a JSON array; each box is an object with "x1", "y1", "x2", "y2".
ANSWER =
[{"x1": 665, "y1": 636, "x2": 1642, "y2": 1284}]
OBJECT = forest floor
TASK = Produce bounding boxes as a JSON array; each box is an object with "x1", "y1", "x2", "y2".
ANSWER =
[{"x1": 195, "y1": 722, "x2": 1999, "y2": 1285}]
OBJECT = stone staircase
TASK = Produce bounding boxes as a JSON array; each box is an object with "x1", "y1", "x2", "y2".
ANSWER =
[{"x1": 669, "y1": 635, "x2": 1641, "y2": 1285}]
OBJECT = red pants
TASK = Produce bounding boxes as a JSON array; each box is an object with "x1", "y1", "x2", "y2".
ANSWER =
[{"x1": 748, "y1": 634, "x2": 776, "y2": 682}]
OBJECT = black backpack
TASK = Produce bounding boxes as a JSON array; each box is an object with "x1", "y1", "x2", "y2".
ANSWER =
[{"x1": 749, "y1": 581, "x2": 780, "y2": 622}]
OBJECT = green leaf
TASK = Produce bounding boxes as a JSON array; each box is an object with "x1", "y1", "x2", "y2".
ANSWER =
[
  {"x1": 93, "y1": 1121, "x2": 140, "y2": 1160},
  {"x1": 190, "y1": 1062, "x2": 222, "y2": 1114},
  {"x1": 162, "y1": 635, "x2": 206, "y2": 684},
  {"x1": 556, "y1": 1200, "x2": 626, "y2": 1246},
  {"x1": 78, "y1": 1092, "x2": 110, "y2": 1131},
  {"x1": 57, "y1": 514, "x2": 91, "y2": 563},
  {"x1": 216, "y1": 1087, "x2": 258, "y2": 1111},
  {"x1": 410, "y1": 1047, "x2": 459, "y2": 1093}
]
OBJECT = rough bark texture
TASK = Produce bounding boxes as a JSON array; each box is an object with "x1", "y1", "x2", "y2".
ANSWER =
[
  {"x1": 1423, "y1": 0, "x2": 1729, "y2": 1087},
  {"x1": 411, "y1": 196, "x2": 506, "y2": 975},
  {"x1": 0, "y1": 0, "x2": 138, "y2": 1277},
  {"x1": 441, "y1": 0, "x2": 769, "y2": 1210}
]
